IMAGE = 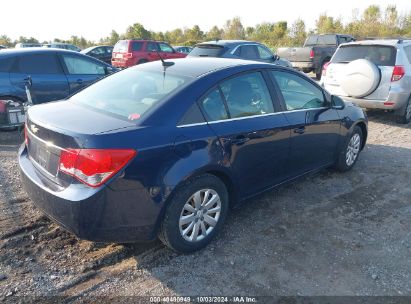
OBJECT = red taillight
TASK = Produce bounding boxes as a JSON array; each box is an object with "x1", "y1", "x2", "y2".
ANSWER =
[
  {"x1": 391, "y1": 65, "x2": 405, "y2": 82},
  {"x1": 124, "y1": 53, "x2": 133, "y2": 59},
  {"x1": 322, "y1": 62, "x2": 330, "y2": 77},
  {"x1": 0, "y1": 100, "x2": 7, "y2": 113},
  {"x1": 59, "y1": 149, "x2": 137, "y2": 187},
  {"x1": 309, "y1": 49, "x2": 315, "y2": 59},
  {"x1": 24, "y1": 124, "x2": 28, "y2": 146}
]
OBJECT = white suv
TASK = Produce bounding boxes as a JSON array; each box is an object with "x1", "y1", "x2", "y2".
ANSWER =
[{"x1": 322, "y1": 39, "x2": 411, "y2": 123}]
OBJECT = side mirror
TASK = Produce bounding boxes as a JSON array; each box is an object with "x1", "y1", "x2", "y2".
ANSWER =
[
  {"x1": 331, "y1": 95, "x2": 345, "y2": 110},
  {"x1": 272, "y1": 54, "x2": 279, "y2": 61}
]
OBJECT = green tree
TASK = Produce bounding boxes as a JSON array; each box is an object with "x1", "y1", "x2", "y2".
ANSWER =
[
  {"x1": 125, "y1": 23, "x2": 151, "y2": 39},
  {"x1": 289, "y1": 18, "x2": 307, "y2": 45},
  {"x1": 223, "y1": 17, "x2": 245, "y2": 40},
  {"x1": 206, "y1": 26, "x2": 223, "y2": 41},
  {"x1": 0, "y1": 35, "x2": 12, "y2": 47}
]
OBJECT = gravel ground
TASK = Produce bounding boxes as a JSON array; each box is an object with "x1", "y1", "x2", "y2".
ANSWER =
[{"x1": 0, "y1": 110, "x2": 410, "y2": 302}]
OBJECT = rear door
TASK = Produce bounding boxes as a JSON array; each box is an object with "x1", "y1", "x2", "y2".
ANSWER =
[
  {"x1": 9, "y1": 52, "x2": 69, "y2": 104},
  {"x1": 199, "y1": 71, "x2": 291, "y2": 197},
  {"x1": 270, "y1": 70, "x2": 341, "y2": 176},
  {"x1": 158, "y1": 42, "x2": 178, "y2": 59},
  {"x1": 146, "y1": 42, "x2": 160, "y2": 61},
  {"x1": 59, "y1": 53, "x2": 107, "y2": 94}
]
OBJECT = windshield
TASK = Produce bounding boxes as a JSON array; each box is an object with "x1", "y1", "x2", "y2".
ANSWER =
[
  {"x1": 189, "y1": 45, "x2": 225, "y2": 57},
  {"x1": 70, "y1": 68, "x2": 192, "y2": 121},
  {"x1": 113, "y1": 40, "x2": 128, "y2": 53},
  {"x1": 332, "y1": 45, "x2": 396, "y2": 66}
]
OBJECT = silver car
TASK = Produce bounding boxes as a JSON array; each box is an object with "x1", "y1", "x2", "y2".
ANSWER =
[{"x1": 322, "y1": 39, "x2": 411, "y2": 123}]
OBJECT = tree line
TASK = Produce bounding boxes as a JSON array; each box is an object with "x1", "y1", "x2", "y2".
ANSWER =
[{"x1": 1, "y1": 5, "x2": 410, "y2": 50}]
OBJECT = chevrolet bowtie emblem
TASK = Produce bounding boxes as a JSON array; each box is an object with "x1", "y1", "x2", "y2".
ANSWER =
[{"x1": 30, "y1": 124, "x2": 39, "y2": 134}]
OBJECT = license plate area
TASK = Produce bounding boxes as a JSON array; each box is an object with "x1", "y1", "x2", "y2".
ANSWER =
[{"x1": 27, "y1": 131, "x2": 60, "y2": 177}]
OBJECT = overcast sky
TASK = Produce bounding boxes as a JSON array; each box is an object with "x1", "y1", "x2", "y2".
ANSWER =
[{"x1": 2, "y1": 0, "x2": 410, "y2": 41}]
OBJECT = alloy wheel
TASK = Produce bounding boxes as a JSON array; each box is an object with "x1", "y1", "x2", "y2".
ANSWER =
[
  {"x1": 346, "y1": 133, "x2": 361, "y2": 166},
  {"x1": 179, "y1": 189, "x2": 221, "y2": 242}
]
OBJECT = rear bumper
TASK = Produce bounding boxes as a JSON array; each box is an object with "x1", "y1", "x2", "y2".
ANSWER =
[
  {"x1": 291, "y1": 61, "x2": 314, "y2": 70},
  {"x1": 111, "y1": 58, "x2": 136, "y2": 68},
  {"x1": 19, "y1": 146, "x2": 160, "y2": 243},
  {"x1": 339, "y1": 91, "x2": 409, "y2": 111}
]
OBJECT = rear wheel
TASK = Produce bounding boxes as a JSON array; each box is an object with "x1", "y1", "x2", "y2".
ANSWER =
[
  {"x1": 137, "y1": 59, "x2": 148, "y2": 65},
  {"x1": 395, "y1": 98, "x2": 411, "y2": 124},
  {"x1": 159, "y1": 174, "x2": 229, "y2": 253},
  {"x1": 335, "y1": 126, "x2": 363, "y2": 172}
]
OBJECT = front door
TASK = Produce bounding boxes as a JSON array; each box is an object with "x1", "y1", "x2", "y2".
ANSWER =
[
  {"x1": 270, "y1": 70, "x2": 341, "y2": 177},
  {"x1": 199, "y1": 71, "x2": 291, "y2": 197}
]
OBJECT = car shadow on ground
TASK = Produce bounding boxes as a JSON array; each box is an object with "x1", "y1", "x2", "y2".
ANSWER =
[
  {"x1": 109, "y1": 143, "x2": 411, "y2": 297},
  {"x1": 366, "y1": 109, "x2": 411, "y2": 128}
]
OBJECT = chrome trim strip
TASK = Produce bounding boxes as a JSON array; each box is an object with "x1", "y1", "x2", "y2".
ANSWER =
[
  {"x1": 177, "y1": 107, "x2": 330, "y2": 128},
  {"x1": 26, "y1": 127, "x2": 63, "y2": 151}
]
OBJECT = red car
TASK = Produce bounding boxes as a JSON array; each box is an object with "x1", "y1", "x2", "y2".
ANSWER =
[{"x1": 111, "y1": 40, "x2": 186, "y2": 68}]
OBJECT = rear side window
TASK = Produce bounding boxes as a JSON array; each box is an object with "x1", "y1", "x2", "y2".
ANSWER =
[
  {"x1": 147, "y1": 42, "x2": 158, "y2": 52},
  {"x1": 70, "y1": 69, "x2": 191, "y2": 121},
  {"x1": 62, "y1": 54, "x2": 105, "y2": 75},
  {"x1": 220, "y1": 72, "x2": 274, "y2": 118},
  {"x1": 132, "y1": 42, "x2": 143, "y2": 51},
  {"x1": 113, "y1": 40, "x2": 128, "y2": 52},
  {"x1": 15, "y1": 53, "x2": 62, "y2": 74},
  {"x1": 189, "y1": 45, "x2": 225, "y2": 57},
  {"x1": 404, "y1": 46, "x2": 411, "y2": 64},
  {"x1": 0, "y1": 57, "x2": 15, "y2": 72},
  {"x1": 271, "y1": 70, "x2": 325, "y2": 110},
  {"x1": 200, "y1": 88, "x2": 228, "y2": 121},
  {"x1": 332, "y1": 45, "x2": 396, "y2": 66},
  {"x1": 236, "y1": 45, "x2": 259, "y2": 59},
  {"x1": 179, "y1": 103, "x2": 205, "y2": 125},
  {"x1": 159, "y1": 43, "x2": 173, "y2": 53}
]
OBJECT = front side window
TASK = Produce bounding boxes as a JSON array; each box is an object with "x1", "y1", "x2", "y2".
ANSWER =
[
  {"x1": 220, "y1": 72, "x2": 274, "y2": 118},
  {"x1": 271, "y1": 71, "x2": 325, "y2": 110},
  {"x1": 147, "y1": 42, "x2": 158, "y2": 52},
  {"x1": 16, "y1": 53, "x2": 62, "y2": 74},
  {"x1": 91, "y1": 47, "x2": 105, "y2": 55},
  {"x1": 257, "y1": 45, "x2": 273, "y2": 60},
  {"x1": 62, "y1": 54, "x2": 105, "y2": 75},
  {"x1": 159, "y1": 43, "x2": 174, "y2": 53},
  {"x1": 70, "y1": 69, "x2": 191, "y2": 121}
]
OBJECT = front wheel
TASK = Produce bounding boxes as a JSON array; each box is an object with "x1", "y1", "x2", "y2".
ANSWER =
[
  {"x1": 159, "y1": 174, "x2": 229, "y2": 253},
  {"x1": 335, "y1": 126, "x2": 363, "y2": 172}
]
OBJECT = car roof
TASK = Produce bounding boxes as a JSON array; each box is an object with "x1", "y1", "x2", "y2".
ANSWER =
[
  {"x1": 136, "y1": 57, "x2": 274, "y2": 78},
  {"x1": 344, "y1": 39, "x2": 403, "y2": 46},
  {"x1": 0, "y1": 48, "x2": 91, "y2": 58},
  {"x1": 196, "y1": 40, "x2": 259, "y2": 47}
]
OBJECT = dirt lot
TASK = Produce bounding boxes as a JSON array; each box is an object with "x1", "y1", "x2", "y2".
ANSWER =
[{"x1": 0, "y1": 111, "x2": 410, "y2": 302}]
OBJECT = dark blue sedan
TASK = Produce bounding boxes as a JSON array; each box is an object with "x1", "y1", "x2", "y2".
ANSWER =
[
  {"x1": 19, "y1": 58, "x2": 367, "y2": 253},
  {"x1": 0, "y1": 48, "x2": 115, "y2": 105}
]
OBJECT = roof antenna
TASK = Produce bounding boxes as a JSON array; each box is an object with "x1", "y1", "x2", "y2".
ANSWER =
[{"x1": 155, "y1": 49, "x2": 174, "y2": 67}]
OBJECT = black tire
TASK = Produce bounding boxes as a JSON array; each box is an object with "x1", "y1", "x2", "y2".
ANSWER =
[
  {"x1": 302, "y1": 68, "x2": 311, "y2": 74},
  {"x1": 335, "y1": 126, "x2": 363, "y2": 172},
  {"x1": 137, "y1": 59, "x2": 148, "y2": 65},
  {"x1": 395, "y1": 98, "x2": 411, "y2": 124},
  {"x1": 159, "y1": 174, "x2": 229, "y2": 253},
  {"x1": 316, "y1": 61, "x2": 328, "y2": 80}
]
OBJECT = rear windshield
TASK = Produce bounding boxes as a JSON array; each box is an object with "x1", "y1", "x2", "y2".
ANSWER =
[
  {"x1": 305, "y1": 36, "x2": 318, "y2": 47},
  {"x1": 113, "y1": 40, "x2": 128, "y2": 53},
  {"x1": 189, "y1": 45, "x2": 225, "y2": 57},
  {"x1": 70, "y1": 68, "x2": 191, "y2": 121},
  {"x1": 332, "y1": 45, "x2": 396, "y2": 66}
]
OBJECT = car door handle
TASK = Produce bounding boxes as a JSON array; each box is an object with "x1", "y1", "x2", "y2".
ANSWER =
[
  {"x1": 293, "y1": 126, "x2": 305, "y2": 134},
  {"x1": 231, "y1": 135, "x2": 250, "y2": 145}
]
